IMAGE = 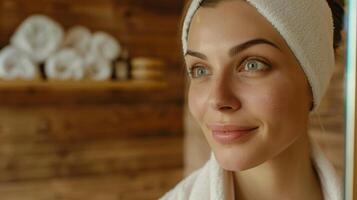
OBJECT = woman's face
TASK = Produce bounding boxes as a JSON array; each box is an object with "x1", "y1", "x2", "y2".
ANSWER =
[{"x1": 185, "y1": 0, "x2": 312, "y2": 171}]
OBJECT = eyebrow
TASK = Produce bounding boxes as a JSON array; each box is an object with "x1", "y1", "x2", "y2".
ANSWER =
[{"x1": 185, "y1": 38, "x2": 281, "y2": 60}]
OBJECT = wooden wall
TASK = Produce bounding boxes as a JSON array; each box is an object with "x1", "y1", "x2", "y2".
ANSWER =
[{"x1": 0, "y1": 0, "x2": 185, "y2": 199}]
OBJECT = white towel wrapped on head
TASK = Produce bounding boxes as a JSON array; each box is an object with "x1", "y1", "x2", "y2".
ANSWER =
[
  {"x1": 10, "y1": 15, "x2": 64, "y2": 63},
  {"x1": 83, "y1": 54, "x2": 112, "y2": 81},
  {"x1": 62, "y1": 26, "x2": 92, "y2": 57},
  {"x1": 88, "y1": 31, "x2": 121, "y2": 61},
  {"x1": 0, "y1": 46, "x2": 38, "y2": 80},
  {"x1": 182, "y1": 0, "x2": 335, "y2": 111},
  {"x1": 45, "y1": 48, "x2": 84, "y2": 80}
]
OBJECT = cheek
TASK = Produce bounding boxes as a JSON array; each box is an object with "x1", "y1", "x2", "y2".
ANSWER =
[
  {"x1": 188, "y1": 84, "x2": 209, "y2": 124},
  {"x1": 249, "y1": 85, "x2": 294, "y2": 117},
  {"x1": 244, "y1": 74, "x2": 310, "y2": 135}
]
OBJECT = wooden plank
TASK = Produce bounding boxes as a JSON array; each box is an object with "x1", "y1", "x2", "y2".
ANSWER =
[
  {"x1": 0, "y1": 0, "x2": 183, "y2": 41},
  {"x1": 0, "y1": 136, "x2": 183, "y2": 182},
  {"x1": 0, "y1": 80, "x2": 168, "y2": 91},
  {"x1": 0, "y1": 89, "x2": 183, "y2": 105},
  {"x1": 0, "y1": 104, "x2": 182, "y2": 142},
  {"x1": 0, "y1": 168, "x2": 182, "y2": 200},
  {"x1": 0, "y1": 74, "x2": 185, "y2": 104}
]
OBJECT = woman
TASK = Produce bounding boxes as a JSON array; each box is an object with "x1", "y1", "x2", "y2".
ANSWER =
[{"x1": 161, "y1": 0, "x2": 344, "y2": 199}]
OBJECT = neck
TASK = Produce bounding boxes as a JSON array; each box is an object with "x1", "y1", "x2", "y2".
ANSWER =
[{"x1": 233, "y1": 134, "x2": 323, "y2": 200}]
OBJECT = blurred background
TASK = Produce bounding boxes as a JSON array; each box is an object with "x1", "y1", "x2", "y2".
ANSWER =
[
  {"x1": 0, "y1": 0, "x2": 345, "y2": 199},
  {"x1": 0, "y1": 0, "x2": 184, "y2": 199}
]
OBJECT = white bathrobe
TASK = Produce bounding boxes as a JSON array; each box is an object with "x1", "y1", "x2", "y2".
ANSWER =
[{"x1": 161, "y1": 141, "x2": 342, "y2": 200}]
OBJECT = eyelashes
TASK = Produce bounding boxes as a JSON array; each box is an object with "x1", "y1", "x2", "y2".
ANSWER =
[
  {"x1": 187, "y1": 56, "x2": 271, "y2": 79},
  {"x1": 240, "y1": 57, "x2": 271, "y2": 72},
  {"x1": 187, "y1": 65, "x2": 211, "y2": 78}
]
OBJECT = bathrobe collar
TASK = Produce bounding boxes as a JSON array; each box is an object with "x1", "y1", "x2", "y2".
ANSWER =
[
  {"x1": 160, "y1": 140, "x2": 341, "y2": 200},
  {"x1": 205, "y1": 141, "x2": 342, "y2": 200}
]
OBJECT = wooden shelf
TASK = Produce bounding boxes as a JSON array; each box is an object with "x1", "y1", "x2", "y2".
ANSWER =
[
  {"x1": 0, "y1": 80, "x2": 168, "y2": 91},
  {"x1": 0, "y1": 79, "x2": 179, "y2": 105}
]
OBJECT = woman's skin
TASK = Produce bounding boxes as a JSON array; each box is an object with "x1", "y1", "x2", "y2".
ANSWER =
[{"x1": 185, "y1": 1, "x2": 323, "y2": 199}]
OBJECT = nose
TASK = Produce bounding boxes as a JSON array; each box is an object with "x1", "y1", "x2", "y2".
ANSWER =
[{"x1": 208, "y1": 76, "x2": 241, "y2": 112}]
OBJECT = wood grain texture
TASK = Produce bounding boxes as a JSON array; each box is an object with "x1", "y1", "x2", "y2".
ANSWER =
[
  {"x1": 0, "y1": 93, "x2": 184, "y2": 198},
  {"x1": 0, "y1": 136, "x2": 182, "y2": 182},
  {"x1": 0, "y1": 80, "x2": 182, "y2": 105},
  {"x1": 0, "y1": 168, "x2": 182, "y2": 200}
]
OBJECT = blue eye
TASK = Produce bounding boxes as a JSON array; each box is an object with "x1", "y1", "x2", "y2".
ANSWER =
[
  {"x1": 188, "y1": 65, "x2": 211, "y2": 78},
  {"x1": 242, "y1": 59, "x2": 269, "y2": 72}
]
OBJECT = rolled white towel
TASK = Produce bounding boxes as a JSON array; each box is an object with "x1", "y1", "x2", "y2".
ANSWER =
[
  {"x1": 0, "y1": 46, "x2": 38, "y2": 80},
  {"x1": 45, "y1": 48, "x2": 84, "y2": 80},
  {"x1": 83, "y1": 54, "x2": 112, "y2": 81},
  {"x1": 10, "y1": 14, "x2": 64, "y2": 63},
  {"x1": 88, "y1": 31, "x2": 121, "y2": 61},
  {"x1": 62, "y1": 26, "x2": 92, "y2": 57}
]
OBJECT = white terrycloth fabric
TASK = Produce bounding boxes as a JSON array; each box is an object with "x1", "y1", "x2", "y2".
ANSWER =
[
  {"x1": 62, "y1": 26, "x2": 92, "y2": 57},
  {"x1": 181, "y1": 0, "x2": 335, "y2": 111},
  {"x1": 11, "y1": 15, "x2": 64, "y2": 63},
  {"x1": 83, "y1": 55, "x2": 112, "y2": 81},
  {"x1": 45, "y1": 48, "x2": 84, "y2": 80},
  {"x1": 160, "y1": 140, "x2": 342, "y2": 200},
  {"x1": 88, "y1": 31, "x2": 121, "y2": 61},
  {"x1": 0, "y1": 46, "x2": 38, "y2": 80}
]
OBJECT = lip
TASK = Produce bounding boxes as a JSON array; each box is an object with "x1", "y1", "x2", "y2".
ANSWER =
[{"x1": 207, "y1": 124, "x2": 258, "y2": 144}]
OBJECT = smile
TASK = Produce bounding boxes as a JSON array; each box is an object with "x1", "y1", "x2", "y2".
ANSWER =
[{"x1": 207, "y1": 124, "x2": 258, "y2": 144}]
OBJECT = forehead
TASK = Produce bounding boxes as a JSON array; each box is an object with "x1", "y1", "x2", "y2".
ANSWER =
[{"x1": 187, "y1": 0, "x2": 287, "y2": 52}]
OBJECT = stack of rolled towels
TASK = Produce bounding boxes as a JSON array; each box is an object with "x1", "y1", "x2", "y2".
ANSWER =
[{"x1": 0, "y1": 14, "x2": 121, "y2": 81}]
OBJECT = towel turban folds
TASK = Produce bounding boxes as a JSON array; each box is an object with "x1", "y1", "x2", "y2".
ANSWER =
[{"x1": 182, "y1": 0, "x2": 335, "y2": 111}]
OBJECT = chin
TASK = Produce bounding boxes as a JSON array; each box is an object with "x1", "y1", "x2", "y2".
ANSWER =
[{"x1": 212, "y1": 145, "x2": 269, "y2": 171}]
